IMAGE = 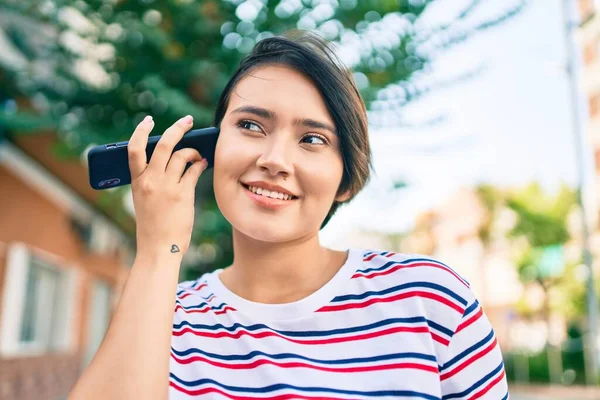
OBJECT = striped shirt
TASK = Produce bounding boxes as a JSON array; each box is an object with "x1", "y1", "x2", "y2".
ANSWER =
[{"x1": 169, "y1": 249, "x2": 509, "y2": 399}]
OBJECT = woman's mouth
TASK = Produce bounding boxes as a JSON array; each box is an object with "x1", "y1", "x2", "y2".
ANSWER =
[
  {"x1": 242, "y1": 183, "x2": 297, "y2": 200},
  {"x1": 241, "y1": 183, "x2": 298, "y2": 209}
]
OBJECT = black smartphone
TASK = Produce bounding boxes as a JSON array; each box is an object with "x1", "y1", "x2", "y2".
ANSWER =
[{"x1": 88, "y1": 126, "x2": 219, "y2": 190}]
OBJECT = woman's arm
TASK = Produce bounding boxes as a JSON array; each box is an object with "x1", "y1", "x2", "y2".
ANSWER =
[
  {"x1": 69, "y1": 114, "x2": 208, "y2": 400},
  {"x1": 69, "y1": 251, "x2": 182, "y2": 400}
]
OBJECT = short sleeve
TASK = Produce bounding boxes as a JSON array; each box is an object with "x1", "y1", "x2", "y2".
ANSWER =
[{"x1": 439, "y1": 299, "x2": 509, "y2": 400}]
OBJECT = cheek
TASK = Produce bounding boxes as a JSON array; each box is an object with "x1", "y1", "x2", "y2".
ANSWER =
[
  {"x1": 214, "y1": 131, "x2": 251, "y2": 177},
  {"x1": 299, "y1": 155, "x2": 344, "y2": 199}
]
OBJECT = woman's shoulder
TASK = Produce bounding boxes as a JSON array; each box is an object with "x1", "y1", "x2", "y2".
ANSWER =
[{"x1": 352, "y1": 248, "x2": 476, "y2": 306}]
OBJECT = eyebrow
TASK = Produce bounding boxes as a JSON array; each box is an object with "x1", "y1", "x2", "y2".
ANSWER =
[{"x1": 230, "y1": 105, "x2": 337, "y2": 135}]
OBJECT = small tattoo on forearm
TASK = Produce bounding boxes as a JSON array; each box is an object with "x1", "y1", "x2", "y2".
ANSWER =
[{"x1": 170, "y1": 244, "x2": 180, "y2": 253}]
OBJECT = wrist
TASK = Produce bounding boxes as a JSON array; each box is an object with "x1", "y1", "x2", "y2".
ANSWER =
[{"x1": 134, "y1": 247, "x2": 184, "y2": 269}]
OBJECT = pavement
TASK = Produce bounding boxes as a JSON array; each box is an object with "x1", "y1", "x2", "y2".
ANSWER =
[
  {"x1": 512, "y1": 396, "x2": 586, "y2": 400},
  {"x1": 509, "y1": 384, "x2": 599, "y2": 400}
]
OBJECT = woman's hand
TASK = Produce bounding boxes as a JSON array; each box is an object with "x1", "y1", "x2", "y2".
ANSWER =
[{"x1": 128, "y1": 115, "x2": 208, "y2": 257}]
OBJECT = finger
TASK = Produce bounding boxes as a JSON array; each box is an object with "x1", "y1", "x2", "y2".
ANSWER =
[
  {"x1": 148, "y1": 115, "x2": 194, "y2": 174},
  {"x1": 165, "y1": 148, "x2": 203, "y2": 182},
  {"x1": 128, "y1": 115, "x2": 155, "y2": 179},
  {"x1": 180, "y1": 159, "x2": 208, "y2": 187}
]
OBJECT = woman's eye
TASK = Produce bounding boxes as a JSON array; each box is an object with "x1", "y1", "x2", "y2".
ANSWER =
[
  {"x1": 237, "y1": 120, "x2": 262, "y2": 132},
  {"x1": 301, "y1": 134, "x2": 327, "y2": 146}
]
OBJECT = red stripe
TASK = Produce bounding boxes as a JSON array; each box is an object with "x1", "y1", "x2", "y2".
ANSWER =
[
  {"x1": 430, "y1": 332, "x2": 450, "y2": 346},
  {"x1": 456, "y1": 308, "x2": 483, "y2": 333},
  {"x1": 468, "y1": 368, "x2": 506, "y2": 400},
  {"x1": 175, "y1": 304, "x2": 210, "y2": 313},
  {"x1": 317, "y1": 291, "x2": 464, "y2": 314},
  {"x1": 353, "y1": 261, "x2": 469, "y2": 288},
  {"x1": 171, "y1": 353, "x2": 438, "y2": 374},
  {"x1": 170, "y1": 382, "x2": 347, "y2": 400},
  {"x1": 441, "y1": 337, "x2": 498, "y2": 381},
  {"x1": 173, "y1": 325, "x2": 430, "y2": 345},
  {"x1": 385, "y1": 252, "x2": 396, "y2": 258},
  {"x1": 174, "y1": 304, "x2": 236, "y2": 315},
  {"x1": 364, "y1": 253, "x2": 379, "y2": 261},
  {"x1": 177, "y1": 283, "x2": 208, "y2": 298},
  {"x1": 215, "y1": 307, "x2": 237, "y2": 315}
]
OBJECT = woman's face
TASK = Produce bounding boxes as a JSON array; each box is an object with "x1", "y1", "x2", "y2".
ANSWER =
[{"x1": 213, "y1": 64, "x2": 348, "y2": 243}]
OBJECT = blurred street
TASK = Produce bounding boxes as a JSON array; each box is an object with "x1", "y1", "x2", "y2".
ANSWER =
[{"x1": 510, "y1": 384, "x2": 600, "y2": 400}]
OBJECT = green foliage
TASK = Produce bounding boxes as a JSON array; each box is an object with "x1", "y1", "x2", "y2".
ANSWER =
[
  {"x1": 506, "y1": 183, "x2": 576, "y2": 247},
  {"x1": 475, "y1": 183, "x2": 504, "y2": 243},
  {"x1": 504, "y1": 346, "x2": 587, "y2": 385}
]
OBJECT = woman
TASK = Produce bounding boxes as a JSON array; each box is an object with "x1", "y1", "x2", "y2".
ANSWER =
[{"x1": 70, "y1": 32, "x2": 508, "y2": 400}]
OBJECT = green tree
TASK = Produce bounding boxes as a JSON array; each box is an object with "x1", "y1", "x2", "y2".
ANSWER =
[{"x1": 499, "y1": 182, "x2": 581, "y2": 383}]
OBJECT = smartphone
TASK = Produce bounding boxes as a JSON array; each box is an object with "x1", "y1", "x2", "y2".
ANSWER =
[{"x1": 88, "y1": 126, "x2": 219, "y2": 190}]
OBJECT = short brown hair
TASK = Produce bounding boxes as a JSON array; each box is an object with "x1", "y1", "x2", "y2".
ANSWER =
[{"x1": 214, "y1": 31, "x2": 372, "y2": 228}]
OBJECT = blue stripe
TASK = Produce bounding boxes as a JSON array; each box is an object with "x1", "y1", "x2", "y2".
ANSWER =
[
  {"x1": 426, "y1": 319, "x2": 453, "y2": 337},
  {"x1": 441, "y1": 329, "x2": 495, "y2": 371},
  {"x1": 331, "y1": 281, "x2": 468, "y2": 307},
  {"x1": 176, "y1": 280, "x2": 207, "y2": 295},
  {"x1": 463, "y1": 300, "x2": 479, "y2": 317},
  {"x1": 171, "y1": 346, "x2": 437, "y2": 364},
  {"x1": 170, "y1": 374, "x2": 441, "y2": 399},
  {"x1": 442, "y1": 361, "x2": 505, "y2": 399},
  {"x1": 173, "y1": 317, "x2": 428, "y2": 337},
  {"x1": 175, "y1": 300, "x2": 230, "y2": 311},
  {"x1": 358, "y1": 258, "x2": 470, "y2": 286},
  {"x1": 501, "y1": 392, "x2": 509, "y2": 400}
]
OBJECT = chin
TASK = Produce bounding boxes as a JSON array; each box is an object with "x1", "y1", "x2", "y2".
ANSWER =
[{"x1": 234, "y1": 217, "x2": 301, "y2": 244}]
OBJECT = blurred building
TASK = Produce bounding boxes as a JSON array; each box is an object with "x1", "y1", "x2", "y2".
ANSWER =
[
  {"x1": 344, "y1": 187, "x2": 524, "y2": 347},
  {"x1": 0, "y1": 130, "x2": 135, "y2": 400},
  {"x1": 410, "y1": 188, "x2": 523, "y2": 348},
  {"x1": 579, "y1": 0, "x2": 600, "y2": 217}
]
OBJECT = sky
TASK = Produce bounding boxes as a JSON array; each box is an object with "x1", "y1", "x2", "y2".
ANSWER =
[{"x1": 320, "y1": 0, "x2": 597, "y2": 246}]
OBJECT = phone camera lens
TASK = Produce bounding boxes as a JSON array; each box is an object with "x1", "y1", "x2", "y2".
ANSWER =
[{"x1": 98, "y1": 178, "x2": 120, "y2": 188}]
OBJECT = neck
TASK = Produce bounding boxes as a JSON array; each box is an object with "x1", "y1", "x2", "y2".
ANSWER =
[{"x1": 219, "y1": 229, "x2": 347, "y2": 304}]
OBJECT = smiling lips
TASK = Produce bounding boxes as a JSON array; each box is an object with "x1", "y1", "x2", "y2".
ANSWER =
[
  {"x1": 246, "y1": 184, "x2": 294, "y2": 200},
  {"x1": 241, "y1": 182, "x2": 298, "y2": 210}
]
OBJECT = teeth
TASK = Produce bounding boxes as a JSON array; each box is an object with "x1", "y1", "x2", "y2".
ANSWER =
[{"x1": 247, "y1": 185, "x2": 293, "y2": 200}]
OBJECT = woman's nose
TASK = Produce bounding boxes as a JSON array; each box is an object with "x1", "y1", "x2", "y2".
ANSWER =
[{"x1": 256, "y1": 139, "x2": 292, "y2": 177}]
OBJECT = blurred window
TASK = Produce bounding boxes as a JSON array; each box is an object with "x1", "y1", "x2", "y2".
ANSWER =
[
  {"x1": 584, "y1": 40, "x2": 597, "y2": 64},
  {"x1": 19, "y1": 257, "x2": 61, "y2": 348},
  {"x1": 590, "y1": 92, "x2": 600, "y2": 117},
  {"x1": 0, "y1": 243, "x2": 78, "y2": 357}
]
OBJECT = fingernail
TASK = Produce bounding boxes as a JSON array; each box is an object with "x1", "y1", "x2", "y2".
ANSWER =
[
  {"x1": 182, "y1": 115, "x2": 193, "y2": 125},
  {"x1": 143, "y1": 115, "x2": 153, "y2": 124}
]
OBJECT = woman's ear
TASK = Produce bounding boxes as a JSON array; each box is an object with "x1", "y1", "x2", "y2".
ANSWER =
[{"x1": 335, "y1": 190, "x2": 351, "y2": 203}]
